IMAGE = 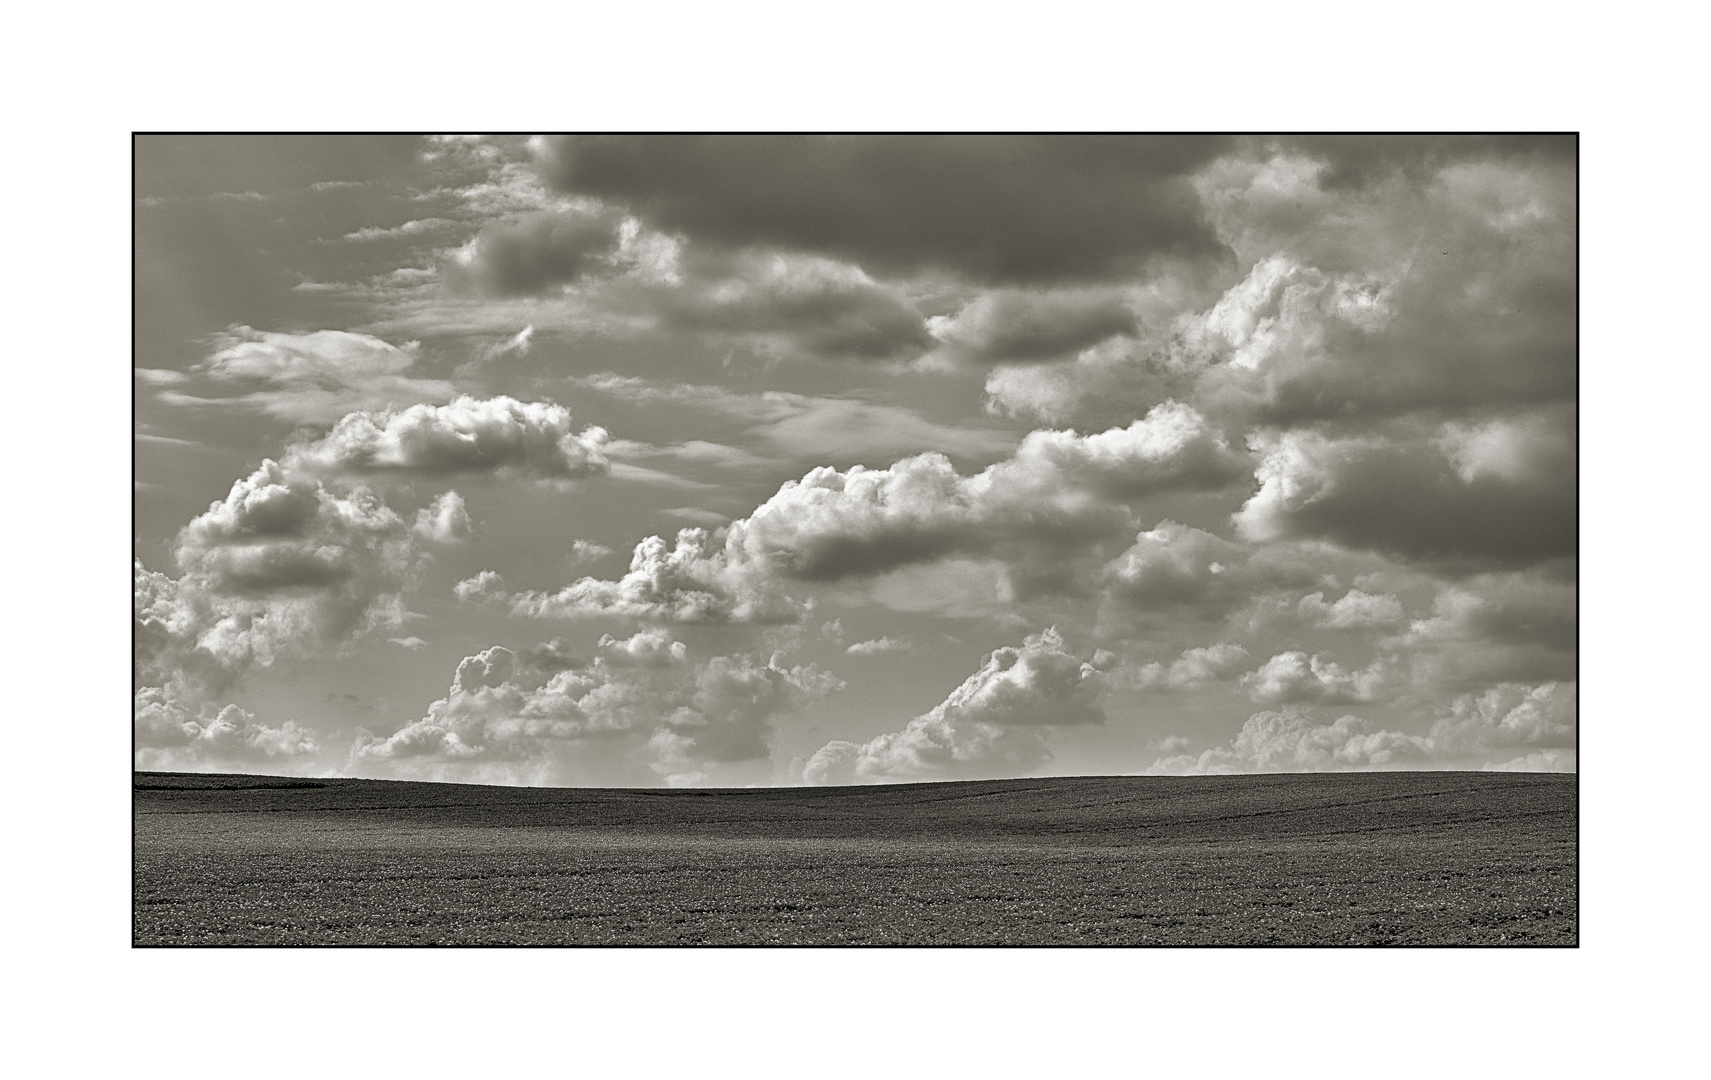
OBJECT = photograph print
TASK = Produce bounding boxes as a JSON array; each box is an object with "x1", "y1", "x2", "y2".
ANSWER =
[{"x1": 134, "y1": 133, "x2": 1576, "y2": 946}]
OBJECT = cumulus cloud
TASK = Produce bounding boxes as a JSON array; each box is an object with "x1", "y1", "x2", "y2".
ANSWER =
[
  {"x1": 1233, "y1": 414, "x2": 1575, "y2": 570},
  {"x1": 180, "y1": 326, "x2": 456, "y2": 423},
  {"x1": 803, "y1": 628, "x2": 1107, "y2": 784},
  {"x1": 846, "y1": 636, "x2": 909, "y2": 655},
  {"x1": 413, "y1": 491, "x2": 473, "y2": 543},
  {"x1": 574, "y1": 373, "x2": 1016, "y2": 464},
  {"x1": 506, "y1": 528, "x2": 796, "y2": 625},
  {"x1": 139, "y1": 460, "x2": 422, "y2": 690},
  {"x1": 1097, "y1": 520, "x2": 1320, "y2": 626},
  {"x1": 1240, "y1": 651, "x2": 1390, "y2": 705},
  {"x1": 349, "y1": 632, "x2": 841, "y2": 786},
  {"x1": 134, "y1": 688, "x2": 321, "y2": 772},
  {"x1": 511, "y1": 402, "x2": 1247, "y2": 624},
  {"x1": 454, "y1": 569, "x2": 507, "y2": 604},
  {"x1": 1148, "y1": 680, "x2": 1575, "y2": 775},
  {"x1": 134, "y1": 452, "x2": 436, "y2": 766},
  {"x1": 654, "y1": 250, "x2": 933, "y2": 362},
  {"x1": 1150, "y1": 708, "x2": 1434, "y2": 774},
  {"x1": 1428, "y1": 682, "x2": 1576, "y2": 762},
  {"x1": 1189, "y1": 152, "x2": 1574, "y2": 424},
  {"x1": 446, "y1": 208, "x2": 934, "y2": 362},
  {"x1": 924, "y1": 288, "x2": 1138, "y2": 366},
  {"x1": 726, "y1": 401, "x2": 1246, "y2": 583},
  {"x1": 443, "y1": 208, "x2": 628, "y2": 296},
  {"x1": 982, "y1": 143, "x2": 1573, "y2": 431},
  {"x1": 534, "y1": 134, "x2": 1231, "y2": 283},
  {"x1": 1128, "y1": 642, "x2": 1251, "y2": 690},
  {"x1": 1296, "y1": 588, "x2": 1405, "y2": 629},
  {"x1": 286, "y1": 395, "x2": 610, "y2": 482},
  {"x1": 569, "y1": 539, "x2": 614, "y2": 563}
]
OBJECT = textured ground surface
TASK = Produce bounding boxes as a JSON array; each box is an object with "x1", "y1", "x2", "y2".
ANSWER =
[{"x1": 134, "y1": 771, "x2": 1576, "y2": 946}]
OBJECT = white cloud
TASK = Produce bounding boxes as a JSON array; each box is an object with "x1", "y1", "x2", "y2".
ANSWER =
[
  {"x1": 413, "y1": 491, "x2": 473, "y2": 543},
  {"x1": 569, "y1": 539, "x2": 614, "y2": 563},
  {"x1": 1428, "y1": 682, "x2": 1576, "y2": 760},
  {"x1": 135, "y1": 689, "x2": 321, "y2": 771},
  {"x1": 350, "y1": 633, "x2": 841, "y2": 786},
  {"x1": 573, "y1": 373, "x2": 1017, "y2": 464},
  {"x1": 1385, "y1": 572, "x2": 1576, "y2": 687},
  {"x1": 1128, "y1": 642, "x2": 1251, "y2": 690},
  {"x1": 136, "y1": 368, "x2": 190, "y2": 386},
  {"x1": 1233, "y1": 415, "x2": 1575, "y2": 569},
  {"x1": 924, "y1": 287, "x2": 1137, "y2": 366},
  {"x1": 726, "y1": 400, "x2": 1244, "y2": 583},
  {"x1": 518, "y1": 401, "x2": 1247, "y2": 624},
  {"x1": 507, "y1": 528, "x2": 797, "y2": 625},
  {"x1": 846, "y1": 636, "x2": 908, "y2": 655},
  {"x1": 185, "y1": 326, "x2": 457, "y2": 424},
  {"x1": 1296, "y1": 588, "x2": 1405, "y2": 629},
  {"x1": 454, "y1": 570, "x2": 507, "y2": 604},
  {"x1": 287, "y1": 395, "x2": 610, "y2": 482},
  {"x1": 1149, "y1": 708, "x2": 1434, "y2": 775},
  {"x1": 1241, "y1": 651, "x2": 1390, "y2": 705},
  {"x1": 138, "y1": 460, "x2": 423, "y2": 692},
  {"x1": 1147, "y1": 680, "x2": 1575, "y2": 776},
  {"x1": 803, "y1": 628, "x2": 1106, "y2": 784},
  {"x1": 389, "y1": 636, "x2": 429, "y2": 650}
]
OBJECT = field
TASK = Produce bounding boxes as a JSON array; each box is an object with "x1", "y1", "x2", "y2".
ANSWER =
[{"x1": 134, "y1": 771, "x2": 1576, "y2": 946}]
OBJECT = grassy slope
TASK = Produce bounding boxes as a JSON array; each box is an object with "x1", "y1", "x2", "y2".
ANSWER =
[{"x1": 134, "y1": 771, "x2": 1576, "y2": 946}]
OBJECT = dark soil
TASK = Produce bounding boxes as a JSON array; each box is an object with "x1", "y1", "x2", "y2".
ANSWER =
[{"x1": 133, "y1": 771, "x2": 1576, "y2": 946}]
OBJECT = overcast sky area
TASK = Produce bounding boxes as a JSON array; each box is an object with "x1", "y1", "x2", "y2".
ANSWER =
[{"x1": 134, "y1": 133, "x2": 1575, "y2": 787}]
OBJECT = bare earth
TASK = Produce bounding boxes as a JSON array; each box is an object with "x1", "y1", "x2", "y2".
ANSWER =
[{"x1": 133, "y1": 771, "x2": 1576, "y2": 946}]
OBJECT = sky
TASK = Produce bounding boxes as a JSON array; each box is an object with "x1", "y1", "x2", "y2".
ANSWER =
[{"x1": 133, "y1": 133, "x2": 1577, "y2": 786}]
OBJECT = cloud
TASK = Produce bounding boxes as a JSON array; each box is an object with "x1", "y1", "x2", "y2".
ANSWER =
[
  {"x1": 534, "y1": 134, "x2": 1231, "y2": 282},
  {"x1": 136, "y1": 368, "x2": 190, "y2": 386},
  {"x1": 981, "y1": 145, "x2": 1574, "y2": 431},
  {"x1": 575, "y1": 373, "x2": 1016, "y2": 464},
  {"x1": 1191, "y1": 153, "x2": 1574, "y2": 423},
  {"x1": 569, "y1": 539, "x2": 613, "y2": 563},
  {"x1": 725, "y1": 401, "x2": 1246, "y2": 583},
  {"x1": 1270, "y1": 133, "x2": 1574, "y2": 191},
  {"x1": 454, "y1": 569, "x2": 507, "y2": 604},
  {"x1": 1233, "y1": 414, "x2": 1575, "y2": 570},
  {"x1": 1149, "y1": 708, "x2": 1434, "y2": 774},
  {"x1": 653, "y1": 250, "x2": 933, "y2": 362},
  {"x1": 413, "y1": 490, "x2": 473, "y2": 542},
  {"x1": 1296, "y1": 588, "x2": 1405, "y2": 629},
  {"x1": 1128, "y1": 642, "x2": 1251, "y2": 690},
  {"x1": 139, "y1": 460, "x2": 423, "y2": 693},
  {"x1": 1428, "y1": 681, "x2": 1576, "y2": 761},
  {"x1": 1240, "y1": 651, "x2": 1390, "y2": 705},
  {"x1": 596, "y1": 627, "x2": 688, "y2": 667},
  {"x1": 845, "y1": 636, "x2": 908, "y2": 655},
  {"x1": 925, "y1": 288, "x2": 1138, "y2": 366},
  {"x1": 511, "y1": 402, "x2": 1246, "y2": 624},
  {"x1": 447, "y1": 215, "x2": 934, "y2": 362},
  {"x1": 1389, "y1": 573, "x2": 1577, "y2": 688},
  {"x1": 286, "y1": 395, "x2": 610, "y2": 482},
  {"x1": 505, "y1": 528, "x2": 797, "y2": 625},
  {"x1": 1098, "y1": 520, "x2": 1243, "y2": 606},
  {"x1": 1148, "y1": 680, "x2": 1575, "y2": 775},
  {"x1": 135, "y1": 457, "x2": 433, "y2": 768},
  {"x1": 135, "y1": 690, "x2": 322, "y2": 772},
  {"x1": 182, "y1": 326, "x2": 457, "y2": 424},
  {"x1": 349, "y1": 633, "x2": 841, "y2": 786},
  {"x1": 1097, "y1": 520, "x2": 1318, "y2": 621},
  {"x1": 803, "y1": 628, "x2": 1107, "y2": 784},
  {"x1": 389, "y1": 636, "x2": 429, "y2": 650},
  {"x1": 443, "y1": 208, "x2": 627, "y2": 295}
]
